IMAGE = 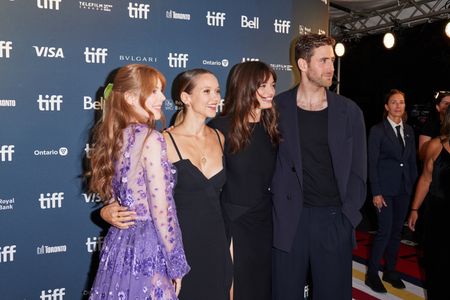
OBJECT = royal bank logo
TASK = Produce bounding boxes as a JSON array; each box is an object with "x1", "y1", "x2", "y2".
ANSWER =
[
  {"x1": 34, "y1": 147, "x2": 68, "y2": 157},
  {"x1": 38, "y1": 192, "x2": 64, "y2": 209},
  {"x1": 206, "y1": 11, "x2": 226, "y2": 27},
  {"x1": 86, "y1": 236, "x2": 104, "y2": 252},
  {"x1": 82, "y1": 192, "x2": 101, "y2": 203},
  {"x1": 202, "y1": 59, "x2": 229, "y2": 68},
  {"x1": 119, "y1": 54, "x2": 157, "y2": 63},
  {"x1": 37, "y1": 94, "x2": 63, "y2": 111},
  {"x1": 0, "y1": 41, "x2": 13, "y2": 58},
  {"x1": 37, "y1": 0, "x2": 62, "y2": 10},
  {"x1": 128, "y1": 2, "x2": 150, "y2": 19},
  {"x1": 168, "y1": 53, "x2": 188, "y2": 68},
  {"x1": 0, "y1": 145, "x2": 15, "y2": 162},
  {"x1": 166, "y1": 10, "x2": 190, "y2": 21},
  {"x1": 39, "y1": 288, "x2": 66, "y2": 300},
  {"x1": 33, "y1": 46, "x2": 64, "y2": 58},
  {"x1": 83, "y1": 96, "x2": 105, "y2": 111},
  {"x1": 241, "y1": 15, "x2": 259, "y2": 29},
  {"x1": 242, "y1": 57, "x2": 259, "y2": 62},
  {"x1": 79, "y1": 1, "x2": 113, "y2": 12},
  {"x1": 0, "y1": 245, "x2": 16, "y2": 263},
  {"x1": 299, "y1": 25, "x2": 312, "y2": 35},
  {"x1": 0, "y1": 99, "x2": 16, "y2": 107},
  {"x1": 270, "y1": 63, "x2": 293, "y2": 72},
  {"x1": 274, "y1": 19, "x2": 291, "y2": 34},
  {"x1": 84, "y1": 47, "x2": 108, "y2": 64},
  {"x1": 37, "y1": 244, "x2": 67, "y2": 255},
  {"x1": 0, "y1": 197, "x2": 15, "y2": 211}
]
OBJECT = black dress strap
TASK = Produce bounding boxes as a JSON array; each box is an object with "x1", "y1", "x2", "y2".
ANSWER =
[
  {"x1": 213, "y1": 128, "x2": 224, "y2": 153},
  {"x1": 166, "y1": 131, "x2": 183, "y2": 160}
]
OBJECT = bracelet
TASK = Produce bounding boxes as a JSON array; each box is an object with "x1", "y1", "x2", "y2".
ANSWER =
[{"x1": 410, "y1": 208, "x2": 418, "y2": 211}]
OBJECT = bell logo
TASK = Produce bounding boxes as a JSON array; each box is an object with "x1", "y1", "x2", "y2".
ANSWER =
[
  {"x1": 0, "y1": 245, "x2": 16, "y2": 263},
  {"x1": 33, "y1": 46, "x2": 64, "y2": 58},
  {"x1": 168, "y1": 53, "x2": 188, "y2": 68},
  {"x1": 206, "y1": 11, "x2": 226, "y2": 27},
  {"x1": 37, "y1": 95, "x2": 63, "y2": 111},
  {"x1": 84, "y1": 143, "x2": 95, "y2": 159},
  {"x1": 39, "y1": 288, "x2": 66, "y2": 300},
  {"x1": 38, "y1": 192, "x2": 64, "y2": 209},
  {"x1": 83, "y1": 96, "x2": 105, "y2": 110},
  {"x1": 274, "y1": 19, "x2": 291, "y2": 34},
  {"x1": 84, "y1": 47, "x2": 108, "y2": 64},
  {"x1": 241, "y1": 15, "x2": 259, "y2": 29},
  {"x1": 128, "y1": 2, "x2": 150, "y2": 19},
  {"x1": 0, "y1": 145, "x2": 14, "y2": 162},
  {"x1": 37, "y1": 0, "x2": 62, "y2": 10},
  {"x1": 86, "y1": 236, "x2": 104, "y2": 252},
  {"x1": 0, "y1": 41, "x2": 13, "y2": 58}
]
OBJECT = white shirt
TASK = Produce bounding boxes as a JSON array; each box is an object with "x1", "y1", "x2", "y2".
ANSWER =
[{"x1": 387, "y1": 116, "x2": 405, "y2": 144}]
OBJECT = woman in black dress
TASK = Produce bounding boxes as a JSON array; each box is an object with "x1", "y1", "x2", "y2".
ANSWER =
[
  {"x1": 209, "y1": 61, "x2": 280, "y2": 300},
  {"x1": 408, "y1": 106, "x2": 450, "y2": 300}
]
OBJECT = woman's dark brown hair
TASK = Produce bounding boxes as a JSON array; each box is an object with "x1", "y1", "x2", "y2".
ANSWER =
[{"x1": 222, "y1": 61, "x2": 280, "y2": 153}]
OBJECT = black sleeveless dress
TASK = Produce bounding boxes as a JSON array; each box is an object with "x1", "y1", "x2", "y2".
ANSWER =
[
  {"x1": 424, "y1": 139, "x2": 450, "y2": 300},
  {"x1": 166, "y1": 130, "x2": 232, "y2": 300}
]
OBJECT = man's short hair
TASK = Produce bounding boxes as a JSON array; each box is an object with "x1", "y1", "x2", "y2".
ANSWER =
[{"x1": 294, "y1": 34, "x2": 336, "y2": 64}]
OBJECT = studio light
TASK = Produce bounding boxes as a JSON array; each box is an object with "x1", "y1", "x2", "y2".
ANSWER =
[
  {"x1": 383, "y1": 32, "x2": 395, "y2": 49},
  {"x1": 445, "y1": 21, "x2": 450, "y2": 38},
  {"x1": 334, "y1": 42, "x2": 345, "y2": 57}
]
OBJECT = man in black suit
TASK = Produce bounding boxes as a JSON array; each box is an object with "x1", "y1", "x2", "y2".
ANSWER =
[{"x1": 271, "y1": 34, "x2": 367, "y2": 299}]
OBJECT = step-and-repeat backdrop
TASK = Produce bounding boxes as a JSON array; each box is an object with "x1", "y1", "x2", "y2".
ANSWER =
[{"x1": 0, "y1": 0, "x2": 328, "y2": 298}]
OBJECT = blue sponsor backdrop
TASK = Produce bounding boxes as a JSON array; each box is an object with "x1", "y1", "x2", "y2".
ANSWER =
[{"x1": 0, "y1": 0, "x2": 328, "y2": 299}]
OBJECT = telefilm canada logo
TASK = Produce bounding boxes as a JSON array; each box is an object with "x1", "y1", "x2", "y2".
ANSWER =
[
  {"x1": 0, "y1": 197, "x2": 15, "y2": 211},
  {"x1": 0, "y1": 41, "x2": 13, "y2": 58},
  {"x1": 37, "y1": 0, "x2": 62, "y2": 10},
  {"x1": 270, "y1": 63, "x2": 293, "y2": 72},
  {"x1": 79, "y1": 1, "x2": 113, "y2": 12},
  {"x1": 299, "y1": 24, "x2": 312, "y2": 35}
]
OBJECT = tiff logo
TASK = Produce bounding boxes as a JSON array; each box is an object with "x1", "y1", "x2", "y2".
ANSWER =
[
  {"x1": 40, "y1": 288, "x2": 66, "y2": 300},
  {"x1": 0, "y1": 41, "x2": 13, "y2": 58},
  {"x1": 84, "y1": 143, "x2": 94, "y2": 159},
  {"x1": 39, "y1": 192, "x2": 64, "y2": 209},
  {"x1": 0, "y1": 245, "x2": 16, "y2": 263},
  {"x1": 33, "y1": 46, "x2": 64, "y2": 58},
  {"x1": 274, "y1": 19, "x2": 291, "y2": 34},
  {"x1": 168, "y1": 53, "x2": 188, "y2": 68},
  {"x1": 216, "y1": 99, "x2": 224, "y2": 113},
  {"x1": 0, "y1": 145, "x2": 14, "y2": 162},
  {"x1": 206, "y1": 11, "x2": 226, "y2": 27},
  {"x1": 86, "y1": 236, "x2": 104, "y2": 252},
  {"x1": 37, "y1": 95, "x2": 63, "y2": 111},
  {"x1": 128, "y1": 2, "x2": 150, "y2": 19},
  {"x1": 241, "y1": 15, "x2": 259, "y2": 29},
  {"x1": 84, "y1": 47, "x2": 108, "y2": 64},
  {"x1": 37, "y1": 0, "x2": 62, "y2": 10}
]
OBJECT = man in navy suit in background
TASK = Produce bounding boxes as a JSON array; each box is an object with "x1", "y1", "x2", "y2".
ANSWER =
[{"x1": 271, "y1": 33, "x2": 367, "y2": 299}]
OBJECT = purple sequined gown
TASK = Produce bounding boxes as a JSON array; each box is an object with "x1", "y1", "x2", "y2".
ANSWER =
[{"x1": 90, "y1": 124, "x2": 190, "y2": 300}]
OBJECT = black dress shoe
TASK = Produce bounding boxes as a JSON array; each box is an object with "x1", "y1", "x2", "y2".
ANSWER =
[
  {"x1": 365, "y1": 273, "x2": 387, "y2": 293},
  {"x1": 383, "y1": 271, "x2": 406, "y2": 289}
]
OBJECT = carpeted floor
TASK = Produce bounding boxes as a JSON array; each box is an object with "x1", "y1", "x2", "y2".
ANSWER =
[{"x1": 352, "y1": 230, "x2": 427, "y2": 299}]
